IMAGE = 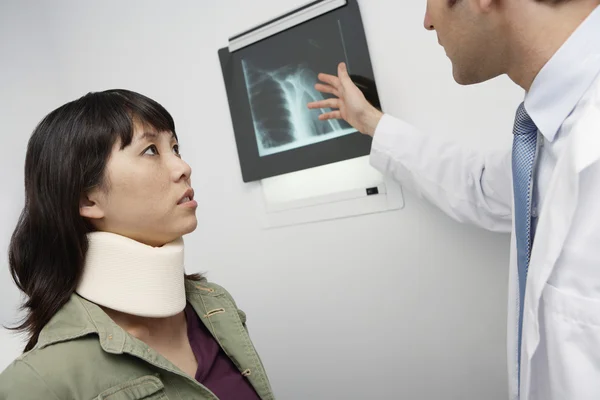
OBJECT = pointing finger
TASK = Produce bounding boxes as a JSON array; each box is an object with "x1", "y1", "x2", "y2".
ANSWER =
[
  {"x1": 318, "y1": 110, "x2": 342, "y2": 121},
  {"x1": 308, "y1": 98, "x2": 339, "y2": 110},
  {"x1": 317, "y1": 73, "x2": 342, "y2": 90},
  {"x1": 314, "y1": 83, "x2": 340, "y2": 97}
]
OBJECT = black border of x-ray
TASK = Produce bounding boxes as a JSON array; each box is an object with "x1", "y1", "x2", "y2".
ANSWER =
[{"x1": 218, "y1": 0, "x2": 380, "y2": 183}]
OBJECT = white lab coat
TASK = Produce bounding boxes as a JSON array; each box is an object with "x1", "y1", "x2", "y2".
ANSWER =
[{"x1": 370, "y1": 74, "x2": 600, "y2": 400}]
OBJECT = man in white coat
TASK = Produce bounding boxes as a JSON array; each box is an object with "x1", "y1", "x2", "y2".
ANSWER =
[{"x1": 308, "y1": 0, "x2": 600, "y2": 399}]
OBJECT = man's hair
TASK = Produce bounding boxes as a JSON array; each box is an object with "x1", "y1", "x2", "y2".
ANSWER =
[{"x1": 450, "y1": 0, "x2": 573, "y2": 7}]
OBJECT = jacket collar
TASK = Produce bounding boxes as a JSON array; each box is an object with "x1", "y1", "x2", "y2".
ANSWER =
[
  {"x1": 525, "y1": 5, "x2": 600, "y2": 142},
  {"x1": 36, "y1": 279, "x2": 223, "y2": 352}
]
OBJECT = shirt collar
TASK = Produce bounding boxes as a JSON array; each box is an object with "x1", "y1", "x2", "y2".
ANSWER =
[
  {"x1": 525, "y1": 5, "x2": 600, "y2": 142},
  {"x1": 36, "y1": 294, "x2": 127, "y2": 352},
  {"x1": 35, "y1": 280, "x2": 218, "y2": 352}
]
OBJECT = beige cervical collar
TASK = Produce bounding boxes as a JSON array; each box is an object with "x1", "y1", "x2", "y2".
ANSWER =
[{"x1": 76, "y1": 231, "x2": 186, "y2": 318}]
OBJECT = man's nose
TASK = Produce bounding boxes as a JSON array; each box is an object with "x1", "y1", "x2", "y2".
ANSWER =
[{"x1": 424, "y1": 10, "x2": 435, "y2": 31}]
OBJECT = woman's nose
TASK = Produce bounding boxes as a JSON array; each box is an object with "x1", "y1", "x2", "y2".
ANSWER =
[{"x1": 171, "y1": 155, "x2": 192, "y2": 182}]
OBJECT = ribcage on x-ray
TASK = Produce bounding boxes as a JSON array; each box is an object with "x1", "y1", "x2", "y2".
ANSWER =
[
  {"x1": 244, "y1": 66, "x2": 295, "y2": 148},
  {"x1": 242, "y1": 60, "x2": 343, "y2": 154}
]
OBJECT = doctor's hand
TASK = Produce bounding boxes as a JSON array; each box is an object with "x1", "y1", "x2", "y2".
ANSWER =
[{"x1": 307, "y1": 62, "x2": 383, "y2": 137}]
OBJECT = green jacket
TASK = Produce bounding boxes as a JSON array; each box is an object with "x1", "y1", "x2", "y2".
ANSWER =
[{"x1": 0, "y1": 280, "x2": 275, "y2": 400}]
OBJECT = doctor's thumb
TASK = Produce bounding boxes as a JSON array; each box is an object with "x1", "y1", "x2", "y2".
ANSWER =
[{"x1": 338, "y1": 62, "x2": 352, "y2": 85}]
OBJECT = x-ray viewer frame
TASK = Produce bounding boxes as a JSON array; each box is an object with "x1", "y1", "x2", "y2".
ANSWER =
[
  {"x1": 219, "y1": 0, "x2": 404, "y2": 227},
  {"x1": 218, "y1": 0, "x2": 380, "y2": 182}
]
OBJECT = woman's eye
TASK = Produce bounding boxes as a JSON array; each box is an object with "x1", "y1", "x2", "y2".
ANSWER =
[
  {"x1": 143, "y1": 145, "x2": 159, "y2": 156},
  {"x1": 173, "y1": 144, "x2": 181, "y2": 156}
]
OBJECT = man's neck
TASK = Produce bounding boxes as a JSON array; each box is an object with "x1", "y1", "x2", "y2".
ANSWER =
[{"x1": 505, "y1": 1, "x2": 599, "y2": 91}]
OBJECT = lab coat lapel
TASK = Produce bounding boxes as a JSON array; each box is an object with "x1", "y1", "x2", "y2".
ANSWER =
[
  {"x1": 519, "y1": 100, "x2": 600, "y2": 398},
  {"x1": 518, "y1": 139, "x2": 579, "y2": 398}
]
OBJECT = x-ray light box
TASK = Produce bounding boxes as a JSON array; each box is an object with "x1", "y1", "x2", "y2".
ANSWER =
[{"x1": 220, "y1": 0, "x2": 404, "y2": 227}]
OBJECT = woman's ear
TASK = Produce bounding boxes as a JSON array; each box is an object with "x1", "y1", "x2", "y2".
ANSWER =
[{"x1": 79, "y1": 189, "x2": 105, "y2": 220}]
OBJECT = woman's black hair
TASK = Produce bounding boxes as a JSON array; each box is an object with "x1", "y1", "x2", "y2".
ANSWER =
[{"x1": 8, "y1": 89, "x2": 201, "y2": 352}]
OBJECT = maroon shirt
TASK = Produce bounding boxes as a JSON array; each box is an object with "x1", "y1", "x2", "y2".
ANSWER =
[{"x1": 184, "y1": 303, "x2": 261, "y2": 400}]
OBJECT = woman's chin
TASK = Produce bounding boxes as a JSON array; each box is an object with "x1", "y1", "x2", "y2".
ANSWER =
[
  {"x1": 179, "y1": 217, "x2": 198, "y2": 236},
  {"x1": 128, "y1": 217, "x2": 198, "y2": 246}
]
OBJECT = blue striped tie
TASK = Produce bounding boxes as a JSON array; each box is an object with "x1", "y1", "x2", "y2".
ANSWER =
[{"x1": 512, "y1": 102, "x2": 538, "y2": 387}]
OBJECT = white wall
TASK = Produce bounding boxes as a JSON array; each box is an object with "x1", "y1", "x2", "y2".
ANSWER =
[
  {"x1": 0, "y1": 0, "x2": 73, "y2": 364},
  {"x1": 0, "y1": 1, "x2": 523, "y2": 399}
]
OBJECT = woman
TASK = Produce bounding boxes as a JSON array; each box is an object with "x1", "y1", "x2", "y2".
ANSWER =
[{"x1": 0, "y1": 90, "x2": 275, "y2": 400}]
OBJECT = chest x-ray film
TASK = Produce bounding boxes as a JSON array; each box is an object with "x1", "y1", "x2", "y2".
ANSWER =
[{"x1": 219, "y1": 0, "x2": 380, "y2": 182}]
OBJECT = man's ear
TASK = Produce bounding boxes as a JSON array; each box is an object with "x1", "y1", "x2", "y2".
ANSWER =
[{"x1": 79, "y1": 189, "x2": 105, "y2": 220}]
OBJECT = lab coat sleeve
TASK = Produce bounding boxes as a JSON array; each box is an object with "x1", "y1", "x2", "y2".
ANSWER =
[{"x1": 370, "y1": 114, "x2": 513, "y2": 233}]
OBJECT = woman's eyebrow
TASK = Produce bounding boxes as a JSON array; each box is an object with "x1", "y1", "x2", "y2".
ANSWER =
[
  {"x1": 137, "y1": 131, "x2": 175, "y2": 142},
  {"x1": 139, "y1": 131, "x2": 158, "y2": 142}
]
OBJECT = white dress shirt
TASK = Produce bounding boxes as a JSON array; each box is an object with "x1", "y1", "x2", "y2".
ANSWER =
[{"x1": 370, "y1": 6, "x2": 600, "y2": 399}]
